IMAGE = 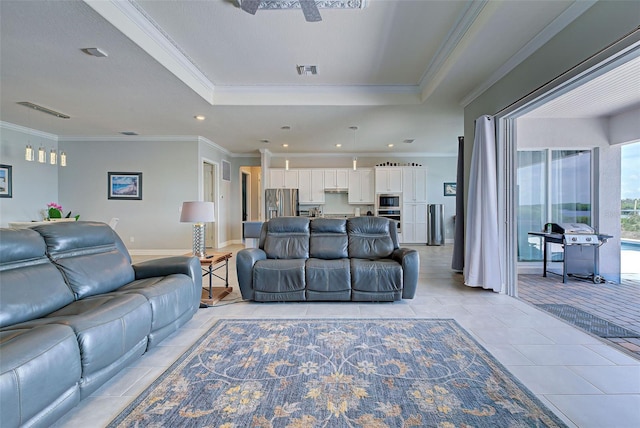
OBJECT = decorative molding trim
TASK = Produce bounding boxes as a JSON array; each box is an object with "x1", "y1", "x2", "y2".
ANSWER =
[
  {"x1": 460, "y1": 0, "x2": 597, "y2": 107},
  {"x1": 83, "y1": 0, "x2": 215, "y2": 104},
  {"x1": 0, "y1": 121, "x2": 58, "y2": 141},
  {"x1": 238, "y1": 0, "x2": 367, "y2": 10},
  {"x1": 418, "y1": 0, "x2": 489, "y2": 99},
  {"x1": 197, "y1": 136, "x2": 231, "y2": 156}
]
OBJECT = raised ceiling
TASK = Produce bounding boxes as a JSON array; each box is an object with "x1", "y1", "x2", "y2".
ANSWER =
[{"x1": 0, "y1": 0, "x2": 618, "y2": 156}]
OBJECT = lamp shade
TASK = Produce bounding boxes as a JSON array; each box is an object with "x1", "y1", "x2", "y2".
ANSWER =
[{"x1": 180, "y1": 201, "x2": 215, "y2": 223}]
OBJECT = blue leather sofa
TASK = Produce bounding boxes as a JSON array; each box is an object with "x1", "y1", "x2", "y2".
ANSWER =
[
  {"x1": 0, "y1": 222, "x2": 200, "y2": 428},
  {"x1": 236, "y1": 216, "x2": 419, "y2": 302}
]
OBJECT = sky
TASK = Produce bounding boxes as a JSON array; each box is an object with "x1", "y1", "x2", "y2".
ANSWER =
[{"x1": 621, "y1": 142, "x2": 640, "y2": 199}]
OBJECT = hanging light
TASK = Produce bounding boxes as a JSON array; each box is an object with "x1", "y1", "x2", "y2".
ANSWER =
[
  {"x1": 25, "y1": 145, "x2": 34, "y2": 161},
  {"x1": 38, "y1": 146, "x2": 46, "y2": 163},
  {"x1": 60, "y1": 151, "x2": 67, "y2": 167},
  {"x1": 283, "y1": 143, "x2": 290, "y2": 170},
  {"x1": 49, "y1": 149, "x2": 57, "y2": 165},
  {"x1": 349, "y1": 126, "x2": 358, "y2": 171}
]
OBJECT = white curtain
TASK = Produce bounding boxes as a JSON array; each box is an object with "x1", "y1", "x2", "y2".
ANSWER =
[{"x1": 464, "y1": 115, "x2": 503, "y2": 292}]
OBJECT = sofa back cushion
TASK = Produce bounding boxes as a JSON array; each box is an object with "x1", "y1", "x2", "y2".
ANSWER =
[
  {"x1": 309, "y1": 218, "x2": 348, "y2": 259},
  {"x1": 261, "y1": 217, "x2": 310, "y2": 259},
  {"x1": 33, "y1": 222, "x2": 135, "y2": 299},
  {"x1": 347, "y1": 217, "x2": 396, "y2": 259},
  {"x1": 0, "y1": 228, "x2": 75, "y2": 327}
]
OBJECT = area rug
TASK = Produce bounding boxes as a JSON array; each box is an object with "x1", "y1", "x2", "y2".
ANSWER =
[
  {"x1": 108, "y1": 319, "x2": 567, "y2": 427},
  {"x1": 536, "y1": 304, "x2": 640, "y2": 338}
]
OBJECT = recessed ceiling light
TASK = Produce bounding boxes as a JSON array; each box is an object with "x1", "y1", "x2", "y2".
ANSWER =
[
  {"x1": 282, "y1": 143, "x2": 289, "y2": 148},
  {"x1": 81, "y1": 47, "x2": 108, "y2": 58},
  {"x1": 194, "y1": 115, "x2": 206, "y2": 121},
  {"x1": 261, "y1": 139, "x2": 270, "y2": 143},
  {"x1": 120, "y1": 131, "x2": 139, "y2": 136},
  {"x1": 335, "y1": 143, "x2": 342, "y2": 148},
  {"x1": 296, "y1": 65, "x2": 318, "y2": 75},
  {"x1": 388, "y1": 144, "x2": 394, "y2": 148},
  {"x1": 403, "y1": 139, "x2": 415, "y2": 144}
]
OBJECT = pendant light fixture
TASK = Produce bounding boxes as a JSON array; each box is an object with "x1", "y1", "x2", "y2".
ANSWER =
[
  {"x1": 38, "y1": 146, "x2": 46, "y2": 163},
  {"x1": 349, "y1": 126, "x2": 358, "y2": 171},
  {"x1": 25, "y1": 145, "x2": 34, "y2": 161},
  {"x1": 283, "y1": 143, "x2": 290, "y2": 170},
  {"x1": 50, "y1": 149, "x2": 57, "y2": 165},
  {"x1": 60, "y1": 152, "x2": 67, "y2": 167}
]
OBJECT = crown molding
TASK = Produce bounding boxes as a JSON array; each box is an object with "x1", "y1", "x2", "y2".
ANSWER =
[
  {"x1": 0, "y1": 121, "x2": 58, "y2": 141},
  {"x1": 83, "y1": 0, "x2": 215, "y2": 104},
  {"x1": 418, "y1": 0, "x2": 489, "y2": 102},
  {"x1": 197, "y1": 136, "x2": 231, "y2": 156},
  {"x1": 460, "y1": 0, "x2": 597, "y2": 107}
]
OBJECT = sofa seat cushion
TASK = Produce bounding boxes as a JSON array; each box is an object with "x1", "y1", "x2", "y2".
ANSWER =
[
  {"x1": 0, "y1": 324, "x2": 81, "y2": 428},
  {"x1": 114, "y1": 274, "x2": 198, "y2": 347},
  {"x1": 12, "y1": 293, "x2": 151, "y2": 395},
  {"x1": 253, "y1": 259, "x2": 306, "y2": 293},
  {"x1": 305, "y1": 258, "x2": 351, "y2": 301},
  {"x1": 350, "y1": 259, "x2": 403, "y2": 301}
]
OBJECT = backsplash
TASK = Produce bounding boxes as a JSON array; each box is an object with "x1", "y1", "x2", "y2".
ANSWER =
[{"x1": 300, "y1": 192, "x2": 373, "y2": 216}]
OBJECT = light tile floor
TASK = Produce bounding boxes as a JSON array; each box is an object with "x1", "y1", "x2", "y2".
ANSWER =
[{"x1": 53, "y1": 245, "x2": 640, "y2": 428}]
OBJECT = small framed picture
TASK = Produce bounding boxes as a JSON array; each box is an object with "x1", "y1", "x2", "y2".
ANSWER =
[
  {"x1": 108, "y1": 172, "x2": 142, "y2": 200},
  {"x1": 0, "y1": 164, "x2": 12, "y2": 198},
  {"x1": 444, "y1": 182, "x2": 456, "y2": 196}
]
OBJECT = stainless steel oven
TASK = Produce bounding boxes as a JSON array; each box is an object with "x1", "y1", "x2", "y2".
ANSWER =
[{"x1": 377, "y1": 209, "x2": 401, "y2": 232}]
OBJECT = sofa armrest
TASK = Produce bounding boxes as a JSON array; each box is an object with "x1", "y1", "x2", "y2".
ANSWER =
[
  {"x1": 236, "y1": 248, "x2": 267, "y2": 301},
  {"x1": 132, "y1": 256, "x2": 200, "y2": 286},
  {"x1": 392, "y1": 248, "x2": 419, "y2": 299}
]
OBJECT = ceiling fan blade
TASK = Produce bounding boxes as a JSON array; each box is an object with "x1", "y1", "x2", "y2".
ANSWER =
[
  {"x1": 241, "y1": 0, "x2": 261, "y2": 15},
  {"x1": 300, "y1": 0, "x2": 322, "y2": 22}
]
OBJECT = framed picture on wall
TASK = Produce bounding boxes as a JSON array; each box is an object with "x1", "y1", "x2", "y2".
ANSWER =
[
  {"x1": 108, "y1": 172, "x2": 142, "y2": 200},
  {"x1": 0, "y1": 164, "x2": 12, "y2": 198},
  {"x1": 444, "y1": 182, "x2": 456, "y2": 196}
]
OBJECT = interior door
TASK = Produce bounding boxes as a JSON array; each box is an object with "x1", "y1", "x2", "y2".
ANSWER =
[{"x1": 203, "y1": 161, "x2": 217, "y2": 249}]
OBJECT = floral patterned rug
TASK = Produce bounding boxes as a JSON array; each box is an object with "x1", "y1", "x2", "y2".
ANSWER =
[{"x1": 108, "y1": 319, "x2": 567, "y2": 427}]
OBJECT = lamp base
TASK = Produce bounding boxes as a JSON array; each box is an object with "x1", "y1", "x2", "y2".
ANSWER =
[{"x1": 191, "y1": 223, "x2": 207, "y2": 258}]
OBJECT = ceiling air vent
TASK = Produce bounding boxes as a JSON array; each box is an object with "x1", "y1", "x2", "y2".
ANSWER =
[
  {"x1": 17, "y1": 101, "x2": 70, "y2": 119},
  {"x1": 403, "y1": 139, "x2": 415, "y2": 144},
  {"x1": 297, "y1": 65, "x2": 318, "y2": 76},
  {"x1": 120, "y1": 131, "x2": 139, "y2": 136}
]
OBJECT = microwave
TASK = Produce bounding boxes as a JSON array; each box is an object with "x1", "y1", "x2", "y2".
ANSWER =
[{"x1": 379, "y1": 194, "x2": 400, "y2": 208}]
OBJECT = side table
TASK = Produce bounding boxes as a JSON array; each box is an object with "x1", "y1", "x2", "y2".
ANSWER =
[{"x1": 187, "y1": 252, "x2": 233, "y2": 307}]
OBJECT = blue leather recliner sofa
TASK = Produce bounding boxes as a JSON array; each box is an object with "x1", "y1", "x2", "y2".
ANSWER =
[
  {"x1": 236, "y1": 216, "x2": 419, "y2": 302},
  {"x1": 0, "y1": 221, "x2": 201, "y2": 428}
]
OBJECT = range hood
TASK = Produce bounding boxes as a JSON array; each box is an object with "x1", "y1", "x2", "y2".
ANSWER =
[{"x1": 325, "y1": 188, "x2": 349, "y2": 193}]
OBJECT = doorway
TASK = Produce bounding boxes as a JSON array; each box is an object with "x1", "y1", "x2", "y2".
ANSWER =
[{"x1": 203, "y1": 161, "x2": 217, "y2": 249}]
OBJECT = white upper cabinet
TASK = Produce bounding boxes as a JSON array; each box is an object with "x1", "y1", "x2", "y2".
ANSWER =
[
  {"x1": 324, "y1": 169, "x2": 349, "y2": 189},
  {"x1": 402, "y1": 168, "x2": 428, "y2": 202},
  {"x1": 299, "y1": 169, "x2": 325, "y2": 204},
  {"x1": 375, "y1": 168, "x2": 403, "y2": 193},
  {"x1": 269, "y1": 169, "x2": 299, "y2": 189},
  {"x1": 348, "y1": 169, "x2": 374, "y2": 204}
]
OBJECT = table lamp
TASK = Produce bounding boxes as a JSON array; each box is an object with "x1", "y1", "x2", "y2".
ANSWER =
[{"x1": 180, "y1": 201, "x2": 215, "y2": 258}]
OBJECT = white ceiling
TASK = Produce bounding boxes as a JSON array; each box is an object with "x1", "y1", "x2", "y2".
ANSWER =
[{"x1": 1, "y1": 0, "x2": 634, "y2": 157}]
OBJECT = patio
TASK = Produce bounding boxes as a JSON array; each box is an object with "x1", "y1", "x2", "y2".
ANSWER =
[{"x1": 518, "y1": 270, "x2": 640, "y2": 359}]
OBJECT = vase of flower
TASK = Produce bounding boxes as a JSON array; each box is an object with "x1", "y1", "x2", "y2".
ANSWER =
[{"x1": 46, "y1": 202, "x2": 80, "y2": 221}]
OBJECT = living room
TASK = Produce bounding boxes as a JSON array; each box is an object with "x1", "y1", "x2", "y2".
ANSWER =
[{"x1": 1, "y1": 1, "x2": 640, "y2": 427}]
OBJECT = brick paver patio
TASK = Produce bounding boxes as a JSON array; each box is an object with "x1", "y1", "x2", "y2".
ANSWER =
[{"x1": 518, "y1": 273, "x2": 640, "y2": 359}]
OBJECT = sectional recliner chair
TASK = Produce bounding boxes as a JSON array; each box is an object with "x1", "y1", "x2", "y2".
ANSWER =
[{"x1": 0, "y1": 221, "x2": 201, "y2": 428}]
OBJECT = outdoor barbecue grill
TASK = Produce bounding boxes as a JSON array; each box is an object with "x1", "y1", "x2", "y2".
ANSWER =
[{"x1": 529, "y1": 223, "x2": 612, "y2": 284}]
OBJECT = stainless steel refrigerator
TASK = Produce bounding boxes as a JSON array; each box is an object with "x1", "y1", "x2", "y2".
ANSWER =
[{"x1": 265, "y1": 188, "x2": 299, "y2": 219}]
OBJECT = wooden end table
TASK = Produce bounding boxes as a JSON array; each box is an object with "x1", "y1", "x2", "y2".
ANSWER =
[{"x1": 186, "y1": 252, "x2": 233, "y2": 307}]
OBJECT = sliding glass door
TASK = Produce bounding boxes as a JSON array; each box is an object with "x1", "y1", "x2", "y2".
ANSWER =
[{"x1": 517, "y1": 149, "x2": 592, "y2": 262}]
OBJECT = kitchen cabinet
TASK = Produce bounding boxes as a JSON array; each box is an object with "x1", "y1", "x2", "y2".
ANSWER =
[
  {"x1": 402, "y1": 168, "x2": 428, "y2": 202},
  {"x1": 298, "y1": 169, "x2": 325, "y2": 204},
  {"x1": 269, "y1": 169, "x2": 298, "y2": 189},
  {"x1": 375, "y1": 168, "x2": 402, "y2": 193},
  {"x1": 324, "y1": 169, "x2": 349, "y2": 190},
  {"x1": 402, "y1": 203, "x2": 428, "y2": 244},
  {"x1": 348, "y1": 169, "x2": 374, "y2": 204}
]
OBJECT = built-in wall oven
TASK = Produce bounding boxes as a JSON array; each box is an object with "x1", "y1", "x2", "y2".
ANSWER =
[{"x1": 377, "y1": 194, "x2": 401, "y2": 232}]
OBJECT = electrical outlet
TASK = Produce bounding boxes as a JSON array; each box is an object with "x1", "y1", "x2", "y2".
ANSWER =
[{"x1": 129, "y1": 236, "x2": 135, "y2": 243}]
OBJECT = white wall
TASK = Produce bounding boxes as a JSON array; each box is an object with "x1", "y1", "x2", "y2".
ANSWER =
[
  {"x1": 609, "y1": 106, "x2": 640, "y2": 145},
  {"x1": 0, "y1": 123, "x2": 59, "y2": 225},
  {"x1": 517, "y1": 118, "x2": 621, "y2": 281}
]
